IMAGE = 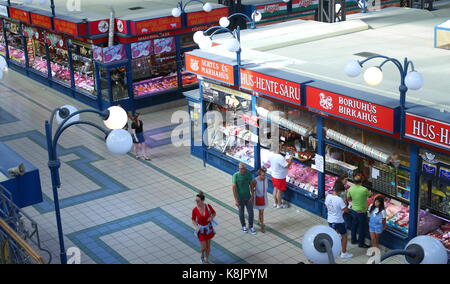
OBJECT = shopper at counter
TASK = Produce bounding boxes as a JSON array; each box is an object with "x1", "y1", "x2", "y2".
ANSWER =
[
  {"x1": 347, "y1": 174, "x2": 371, "y2": 248},
  {"x1": 192, "y1": 191, "x2": 216, "y2": 264},
  {"x1": 252, "y1": 168, "x2": 269, "y2": 233},
  {"x1": 325, "y1": 186, "x2": 353, "y2": 259},
  {"x1": 268, "y1": 148, "x2": 294, "y2": 209},
  {"x1": 368, "y1": 196, "x2": 387, "y2": 249},
  {"x1": 333, "y1": 176, "x2": 352, "y2": 229},
  {"x1": 232, "y1": 163, "x2": 256, "y2": 235}
]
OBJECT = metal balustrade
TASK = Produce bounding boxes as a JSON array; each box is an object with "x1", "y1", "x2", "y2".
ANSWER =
[{"x1": 0, "y1": 185, "x2": 51, "y2": 264}]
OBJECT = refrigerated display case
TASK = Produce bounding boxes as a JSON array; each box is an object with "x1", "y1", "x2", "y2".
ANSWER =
[
  {"x1": 70, "y1": 40, "x2": 96, "y2": 95},
  {"x1": 5, "y1": 20, "x2": 25, "y2": 65},
  {"x1": 132, "y1": 37, "x2": 179, "y2": 98},
  {"x1": 204, "y1": 82, "x2": 256, "y2": 167}
]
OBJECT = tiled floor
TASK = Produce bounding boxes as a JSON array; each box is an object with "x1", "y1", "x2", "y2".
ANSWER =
[{"x1": 0, "y1": 70, "x2": 403, "y2": 264}]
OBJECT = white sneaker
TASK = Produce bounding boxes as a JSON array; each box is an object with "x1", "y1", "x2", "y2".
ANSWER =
[
  {"x1": 280, "y1": 204, "x2": 289, "y2": 209},
  {"x1": 340, "y1": 252, "x2": 353, "y2": 259},
  {"x1": 249, "y1": 227, "x2": 257, "y2": 235},
  {"x1": 273, "y1": 203, "x2": 278, "y2": 208},
  {"x1": 276, "y1": 205, "x2": 281, "y2": 209},
  {"x1": 242, "y1": 226, "x2": 248, "y2": 233}
]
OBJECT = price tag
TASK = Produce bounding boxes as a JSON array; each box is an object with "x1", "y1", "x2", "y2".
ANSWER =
[{"x1": 315, "y1": 154, "x2": 324, "y2": 173}]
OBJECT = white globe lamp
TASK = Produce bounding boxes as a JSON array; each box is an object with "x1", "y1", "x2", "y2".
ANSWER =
[
  {"x1": 193, "y1": 31, "x2": 205, "y2": 44},
  {"x1": 219, "y1": 17, "x2": 230, "y2": 28},
  {"x1": 198, "y1": 36, "x2": 213, "y2": 50},
  {"x1": 103, "y1": 106, "x2": 128, "y2": 130},
  {"x1": 56, "y1": 105, "x2": 80, "y2": 126},
  {"x1": 172, "y1": 7, "x2": 182, "y2": 17},
  {"x1": 224, "y1": 38, "x2": 240, "y2": 53},
  {"x1": 203, "y1": 3, "x2": 213, "y2": 13},
  {"x1": 404, "y1": 236, "x2": 448, "y2": 264},
  {"x1": 344, "y1": 60, "x2": 362, "y2": 78},
  {"x1": 405, "y1": 71, "x2": 424, "y2": 90},
  {"x1": 106, "y1": 129, "x2": 133, "y2": 155},
  {"x1": 302, "y1": 225, "x2": 341, "y2": 264},
  {"x1": 364, "y1": 66, "x2": 384, "y2": 86}
]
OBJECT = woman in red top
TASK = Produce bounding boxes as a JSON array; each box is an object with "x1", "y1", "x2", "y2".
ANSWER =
[{"x1": 192, "y1": 191, "x2": 216, "y2": 264}]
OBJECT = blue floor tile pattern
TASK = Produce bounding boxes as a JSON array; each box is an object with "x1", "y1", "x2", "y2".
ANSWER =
[
  {"x1": 0, "y1": 107, "x2": 19, "y2": 125},
  {"x1": 67, "y1": 208, "x2": 247, "y2": 264},
  {"x1": 144, "y1": 124, "x2": 188, "y2": 148},
  {"x1": 0, "y1": 130, "x2": 129, "y2": 214}
]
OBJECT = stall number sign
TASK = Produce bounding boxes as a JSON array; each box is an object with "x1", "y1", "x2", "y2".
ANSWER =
[
  {"x1": 9, "y1": 8, "x2": 30, "y2": 23},
  {"x1": 132, "y1": 17, "x2": 181, "y2": 35},
  {"x1": 186, "y1": 54, "x2": 235, "y2": 85},
  {"x1": 405, "y1": 113, "x2": 450, "y2": 150},
  {"x1": 240, "y1": 68, "x2": 301, "y2": 105},
  {"x1": 257, "y1": 2, "x2": 288, "y2": 16},
  {"x1": 292, "y1": 0, "x2": 319, "y2": 9},
  {"x1": 187, "y1": 8, "x2": 229, "y2": 26},
  {"x1": 306, "y1": 86, "x2": 396, "y2": 133}
]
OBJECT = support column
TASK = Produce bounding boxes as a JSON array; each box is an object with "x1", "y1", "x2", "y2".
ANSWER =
[
  {"x1": 317, "y1": 116, "x2": 326, "y2": 200},
  {"x1": 408, "y1": 144, "x2": 421, "y2": 239}
]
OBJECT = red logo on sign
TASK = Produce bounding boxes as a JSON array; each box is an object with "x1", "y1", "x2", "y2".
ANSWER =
[
  {"x1": 306, "y1": 86, "x2": 397, "y2": 133},
  {"x1": 240, "y1": 69, "x2": 301, "y2": 105},
  {"x1": 132, "y1": 17, "x2": 181, "y2": 35},
  {"x1": 405, "y1": 113, "x2": 450, "y2": 150},
  {"x1": 185, "y1": 54, "x2": 235, "y2": 85},
  {"x1": 266, "y1": 4, "x2": 280, "y2": 13},
  {"x1": 9, "y1": 8, "x2": 30, "y2": 23},
  {"x1": 30, "y1": 13, "x2": 52, "y2": 29}
]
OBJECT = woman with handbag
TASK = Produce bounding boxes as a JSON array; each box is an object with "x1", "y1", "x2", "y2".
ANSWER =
[
  {"x1": 252, "y1": 168, "x2": 269, "y2": 233},
  {"x1": 192, "y1": 191, "x2": 216, "y2": 264}
]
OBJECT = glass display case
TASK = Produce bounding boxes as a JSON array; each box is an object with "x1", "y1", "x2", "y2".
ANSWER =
[
  {"x1": 204, "y1": 82, "x2": 255, "y2": 167},
  {"x1": 0, "y1": 22, "x2": 6, "y2": 57},
  {"x1": 24, "y1": 28, "x2": 47, "y2": 76},
  {"x1": 47, "y1": 33, "x2": 71, "y2": 86},
  {"x1": 5, "y1": 21, "x2": 25, "y2": 65},
  {"x1": 189, "y1": 100, "x2": 203, "y2": 148},
  {"x1": 70, "y1": 40, "x2": 96, "y2": 95},
  {"x1": 132, "y1": 37, "x2": 179, "y2": 98},
  {"x1": 257, "y1": 98, "x2": 324, "y2": 194}
]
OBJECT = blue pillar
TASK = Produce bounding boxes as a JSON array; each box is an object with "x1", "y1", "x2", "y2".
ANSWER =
[
  {"x1": 200, "y1": 81, "x2": 207, "y2": 167},
  {"x1": 124, "y1": 43, "x2": 135, "y2": 113},
  {"x1": 45, "y1": 43, "x2": 52, "y2": 82},
  {"x1": 175, "y1": 35, "x2": 183, "y2": 94},
  {"x1": 408, "y1": 144, "x2": 420, "y2": 239},
  {"x1": 67, "y1": 39, "x2": 76, "y2": 90},
  {"x1": 94, "y1": 62, "x2": 103, "y2": 110},
  {"x1": 252, "y1": 95, "x2": 260, "y2": 172},
  {"x1": 317, "y1": 116, "x2": 326, "y2": 200}
]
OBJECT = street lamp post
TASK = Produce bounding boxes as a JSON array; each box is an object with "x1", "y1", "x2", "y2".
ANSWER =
[
  {"x1": 45, "y1": 105, "x2": 131, "y2": 264},
  {"x1": 193, "y1": 12, "x2": 262, "y2": 67},
  {"x1": 172, "y1": 0, "x2": 213, "y2": 26},
  {"x1": 344, "y1": 56, "x2": 424, "y2": 136},
  {"x1": 303, "y1": 226, "x2": 448, "y2": 264}
]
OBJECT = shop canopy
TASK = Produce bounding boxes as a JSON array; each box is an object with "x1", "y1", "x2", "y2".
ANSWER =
[
  {"x1": 5, "y1": 0, "x2": 223, "y2": 21},
  {"x1": 212, "y1": 6, "x2": 450, "y2": 114}
]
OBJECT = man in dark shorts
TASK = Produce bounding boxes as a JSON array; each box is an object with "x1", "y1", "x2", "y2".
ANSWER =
[{"x1": 325, "y1": 186, "x2": 353, "y2": 259}]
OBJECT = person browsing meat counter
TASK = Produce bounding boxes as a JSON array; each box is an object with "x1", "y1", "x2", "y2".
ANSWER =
[{"x1": 268, "y1": 147, "x2": 294, "y2": 209}]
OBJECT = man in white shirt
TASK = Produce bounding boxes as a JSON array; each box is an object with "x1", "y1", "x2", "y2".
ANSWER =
[
  {"x1": 268, "y1": 148, "x2": 294, "y2": 209},
  {"x1": 325, "y1": 187, "x2": 353, "y2": 259}
]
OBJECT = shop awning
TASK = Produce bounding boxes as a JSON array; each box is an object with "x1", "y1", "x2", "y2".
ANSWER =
[
  {"x1": 257, "y1": 107, "x2": 311, "y2": 137},
  {"x1": 326, "y1": 128, "x2": 391, "y2": 164}
]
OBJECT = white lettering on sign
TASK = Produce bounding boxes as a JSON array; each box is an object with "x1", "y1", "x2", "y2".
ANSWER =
[
  {"x1": 199, "y1": 60, "x2": 229, "y2": 81},
  {"x1": 240, "y1": 72, "x2": 300, "y2": 102},
  {"x1": 337, "y1": 96, "x2": 378, "y2": 124},
  {"x1": 412, "y1": 120, "x2": 450, "y2": 145}
]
